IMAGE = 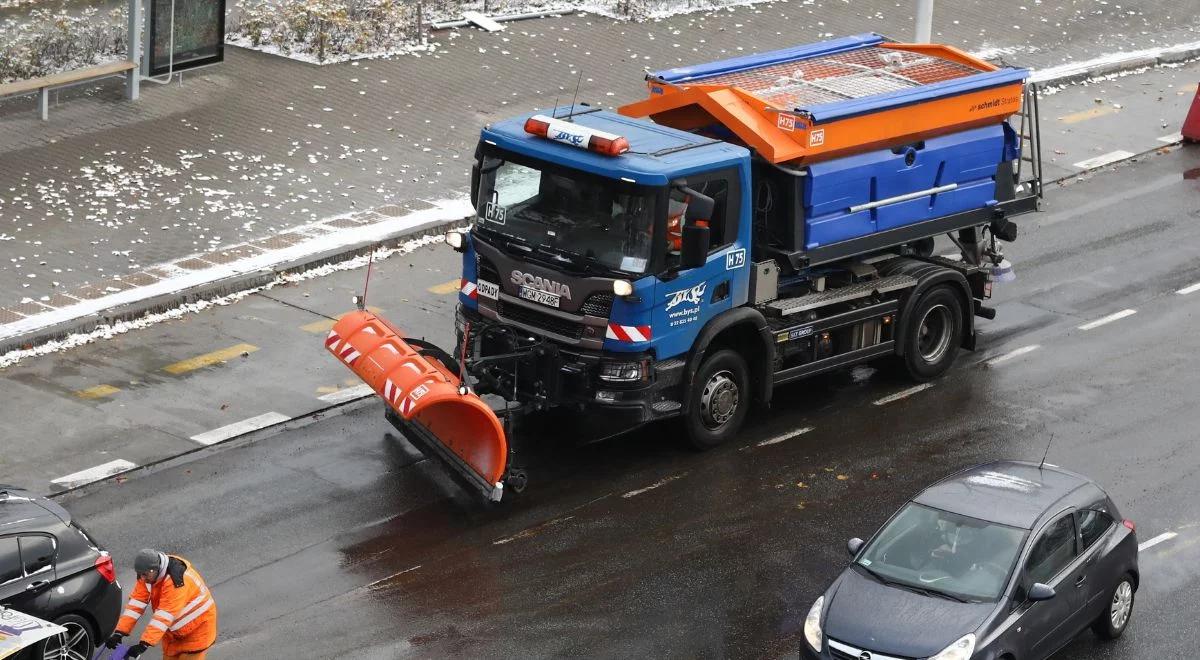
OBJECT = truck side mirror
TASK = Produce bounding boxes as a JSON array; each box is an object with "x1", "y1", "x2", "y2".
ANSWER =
[
  {"x1": 683, "y1": 189, "x2": 715, "y2": 224},
  {"x1": 680, "y1": 224, "x2": 709, "y2": 270},
  {"x1": 846, "y1": 538, "x2": 864, "y2": 557}
]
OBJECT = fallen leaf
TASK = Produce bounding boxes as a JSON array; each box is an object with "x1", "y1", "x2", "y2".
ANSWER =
[{"x1": 836, "y1": 474, "x2": 849, "y2": 481}]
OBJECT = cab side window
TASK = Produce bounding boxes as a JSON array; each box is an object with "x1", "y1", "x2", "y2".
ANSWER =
[
  {"x1": 0, "y1": 537, "x2": 21, "y2": 584},
  {"x1": 666, "y1": 174, "x2": 737, "y2": 262},
  {"x1": 1026, "y1": 515, "x2": 1077, "y2": 585},
  {"x1": 20, "y1": 535, "x2": 55, "y2": 576},
  {"x1": 1077, "y1": 509, "x2": 1114, "y2": 552}
]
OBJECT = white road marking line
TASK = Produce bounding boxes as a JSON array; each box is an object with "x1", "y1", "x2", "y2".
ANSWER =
[
  {"x1": 318, "y1": 383, "x2": 374, "y2": 404},
  {"x1": 1078, "y1": 309, "x2": 1137, "y2": 331},
  {"x1": 363, "y1": 565, "x2": 422, "y2": 590},
  {"x1": 986, "y1": 344, "x2": 1042, "y2": 366},
  {"x1": 622, "y1": 474, "x2": 684, "y2": 498},
  {"x1": 190, "y1": 412, "x2": 291, "y2": 446},
  {"x1": 873, "y1": 383, "x2": 934, "y2": 406},
  {"x1": 756, "y1": 427, "x2": 814, "y2": 447},
  {"x1": 1177, "y1": 282, "x2": 1200, "y2": 295},
  {"x1": 51, "y1": 459, "x2": 137, "y2": 489},
  {"x1": 1157, "y1": 132, "x2": 1184, "y2": 144},
  {"x1": 1073, "y1": 150, "x2": 1136, "y2": 170},
  {"x1": 1138, "y1": 531, "x2": 1178, "y2": 552}
]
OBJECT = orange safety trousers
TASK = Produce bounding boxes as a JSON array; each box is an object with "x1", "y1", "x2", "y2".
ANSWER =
[{"x1": 116, "y1": 555, "x2": 218, "y2": 655}]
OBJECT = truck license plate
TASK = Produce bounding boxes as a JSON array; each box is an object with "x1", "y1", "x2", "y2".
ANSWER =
[{"x1": 518, "y1": 286, "x2": 561, "y2": 308}]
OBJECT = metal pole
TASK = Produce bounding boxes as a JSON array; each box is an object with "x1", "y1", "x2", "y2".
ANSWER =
[
  {"x1": 915, "y1": 0, "x2": 934, "y2": 42},
  {"x1": 126, "y1": 0, "x2": 141, "y2": 100}
]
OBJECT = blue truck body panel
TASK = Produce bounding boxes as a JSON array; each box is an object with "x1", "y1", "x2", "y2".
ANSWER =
[{"x1": 804, "y1": 124, "x2": 1008, "y2": 249}]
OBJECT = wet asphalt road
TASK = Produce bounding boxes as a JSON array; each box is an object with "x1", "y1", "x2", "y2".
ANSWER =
[{"x1": 56, "y1": 146, "x2": 1200, "y2": 659}]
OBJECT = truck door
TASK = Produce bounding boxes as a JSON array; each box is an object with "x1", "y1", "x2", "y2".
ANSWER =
[{"x1": 653, "y1": 170, "x2": 744, "y2": 359}]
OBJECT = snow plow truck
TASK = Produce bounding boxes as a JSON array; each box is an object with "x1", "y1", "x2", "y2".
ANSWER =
[{"x1": 325, "y1": 33, "x2": 1044, "y2": 501}]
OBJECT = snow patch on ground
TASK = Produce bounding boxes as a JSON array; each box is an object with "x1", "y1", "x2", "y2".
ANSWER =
[{"x1": 0, "y1": 232, "x2": 447, "y2": 370}]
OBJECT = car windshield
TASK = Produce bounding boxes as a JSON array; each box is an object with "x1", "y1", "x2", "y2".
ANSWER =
[
  {"x1": 475, "y1": 158, "x2": 658, "y2": 274},
  {"x1": 857, "y1": 503, "x2": 1026, "y2": 602}
]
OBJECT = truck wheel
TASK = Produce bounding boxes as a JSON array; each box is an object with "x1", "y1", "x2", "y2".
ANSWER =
[
  {"x1": 901, "y1": 285, "x2": 963, "y2": 382},
  {"x1": 684, "y1": 349, "x2": 749, "y2": 450}
]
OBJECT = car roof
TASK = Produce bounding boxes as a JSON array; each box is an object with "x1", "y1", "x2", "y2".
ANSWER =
[
  {"x1": 913, "y1": 461, "x2": 1094, "y2": 529},
  {"x1": 0, "y1": 486, "x2": 70, "y2": 533}
]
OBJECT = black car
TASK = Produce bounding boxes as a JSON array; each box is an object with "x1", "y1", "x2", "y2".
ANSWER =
[
  {"x1": 1, "y1": 484, "x2": 122, "y2": 660},
  {"x1": 803, "y1": 461, "x2": 1139, "y2": 660}
]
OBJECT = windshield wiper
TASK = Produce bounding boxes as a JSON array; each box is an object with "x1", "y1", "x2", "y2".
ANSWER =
[{"x1": 855, "y1": 564, "x2": 974, "y2": 603}]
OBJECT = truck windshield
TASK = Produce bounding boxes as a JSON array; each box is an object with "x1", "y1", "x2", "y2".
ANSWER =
[{"x1": 475, "y1": 159, "x2": 658, "y2": 274}]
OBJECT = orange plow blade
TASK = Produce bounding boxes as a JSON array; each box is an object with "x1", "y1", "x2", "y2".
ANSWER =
[{"x1": 325, "y1": 310, "x2": 509, "y2": 500}]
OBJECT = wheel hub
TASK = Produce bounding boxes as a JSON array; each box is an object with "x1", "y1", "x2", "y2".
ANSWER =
[
  {"x1": 917, "y1": 303, "x2": 953, "y2": 363},
  {"x1": 700, "y1": 370, "x2": 739, "y2": 430}
]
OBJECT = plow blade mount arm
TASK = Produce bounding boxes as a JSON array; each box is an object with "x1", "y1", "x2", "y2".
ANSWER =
[{"x1": 326, "y1": 310, "x2": 508, "y2": 501}]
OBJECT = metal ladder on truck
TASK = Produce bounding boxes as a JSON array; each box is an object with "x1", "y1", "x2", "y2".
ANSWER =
[{"x1": 1013, "y1": 82, "x2": 1044, "y2": 198}]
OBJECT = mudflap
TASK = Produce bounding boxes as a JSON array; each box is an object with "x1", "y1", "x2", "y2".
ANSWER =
[{"x1": 326, "y1": 310, "x2": 510, "y2": 501}]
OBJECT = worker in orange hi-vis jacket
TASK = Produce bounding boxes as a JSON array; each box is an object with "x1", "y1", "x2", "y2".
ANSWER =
[{"x1": 105, "y1": 549, "x2": 218, "y2": 659}]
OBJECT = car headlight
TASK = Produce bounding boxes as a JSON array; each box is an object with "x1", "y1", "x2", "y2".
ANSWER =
[
  {"x1": 598, "y1": 360, "x2": 645, "y2": 383},
  {"x1": 803, "y1": 596, "x2": 823, "y2": 651},
  {"x1": 928, "y1": 633, "x2": 975, "y2": 660}
]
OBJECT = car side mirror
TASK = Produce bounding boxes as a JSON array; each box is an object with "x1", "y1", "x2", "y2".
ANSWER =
[
  {"x1": 680, "y1": 224, "x2": 709, "y2": 270},
  {"x1": 846, "y1": 538, "x2": 864, "y2": 557},
  {"x1": 1028, "y1": 583, "x2": 1056, "y2": 602}
]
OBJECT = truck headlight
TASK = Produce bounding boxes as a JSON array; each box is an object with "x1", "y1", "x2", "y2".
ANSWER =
[
  {"x1": 928, "y1": 633, "x2": 975, "y2": 660},
  {"x1": 446, "y1": 230, "x2": 465, "y2": 251},
  {"x1": 612, "y1": 279, "x2": 633, "y2": 296},
  {"x1": 598, "y1": 360, "x2": 645, "y2": 383},
  {"x1": 803, "y1": 596, "x2": 823, "y2": 651}
]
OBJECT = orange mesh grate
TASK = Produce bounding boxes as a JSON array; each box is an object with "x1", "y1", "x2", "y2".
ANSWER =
[{"x1": 692, "y1": 46, "x2": 982, "y2": 109}]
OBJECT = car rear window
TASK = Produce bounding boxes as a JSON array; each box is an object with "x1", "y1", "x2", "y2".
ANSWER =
[{"x1": 0, "y1": 537, "x2": 21, "y2": 584}]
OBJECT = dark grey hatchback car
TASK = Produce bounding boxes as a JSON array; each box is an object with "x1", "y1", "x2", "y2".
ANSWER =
[
  {"x1": 802, "y1": 461, "x2": 1139, "y2": 660},
  {"x1": 1, "y1": 485, "x2": 122, "y2": 660}
]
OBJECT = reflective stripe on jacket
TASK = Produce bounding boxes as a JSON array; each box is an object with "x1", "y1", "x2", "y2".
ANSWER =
[{"x1": 115, "y1": 555, "x2": 217, "y2": 647}]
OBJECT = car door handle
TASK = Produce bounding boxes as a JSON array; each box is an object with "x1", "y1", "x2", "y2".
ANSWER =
[
  {"x1": 1075, "y1": 575, "x2": 1087, "y2": 587},
  {"x1": 25, "y1": 580, "x2": 49, "y2": 591}
]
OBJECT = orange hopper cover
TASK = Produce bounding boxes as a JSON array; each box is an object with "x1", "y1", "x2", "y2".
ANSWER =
[{"x1": 325, "y1": 310, "x2": 508, "y2": 486}]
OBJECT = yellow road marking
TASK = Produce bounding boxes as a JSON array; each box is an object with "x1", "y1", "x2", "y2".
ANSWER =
[
  {"x1": 300, "y1": 307, "x2": 382, "y2": 334},
  {"x1": 316, "y1": 386, "x2": 340, "y2": 394},
  {"x1": 1180, "y1": 83, "x2": 1199, "y2": 92},
  {"x1": 1058, "y1": 106, "x2": 1118, "y2": 124},
  {"x1": 75, "y1": 384, "x2": 120, "y2": 399},
  {"x1": 164, "y1": 343, "x2": 258, "y2": 375},
  {"x1": 427, "y1": 279, "x2": 462, "y2": 295}
]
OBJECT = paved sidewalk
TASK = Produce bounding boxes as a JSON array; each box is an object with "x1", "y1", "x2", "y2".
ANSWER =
[{"x1": 0, "y1": 0, "x2": 1196, "y2": 344}]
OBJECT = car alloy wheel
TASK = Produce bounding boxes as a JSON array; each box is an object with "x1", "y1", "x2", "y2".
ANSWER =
[
  {"x1": 42, "y1": 620, "x2": 92, "y2": 660},
  {"x1": 1110, "y1": 580, "x2": 1133, "y2": 630}
]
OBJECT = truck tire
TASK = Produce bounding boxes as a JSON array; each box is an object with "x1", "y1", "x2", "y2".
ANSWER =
[
  {"x1": 684, "y1": 349, "x2": 750, "y2": 450},
  {"x1": 901, "y1": 285, "x2": 963, "y2": 382}
]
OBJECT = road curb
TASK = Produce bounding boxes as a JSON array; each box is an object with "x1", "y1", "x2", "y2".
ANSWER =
[
  {"x1": 1032, "y1": 45, "x2": 1200, "y2": 86},
  {"x1": 0, "y1": 215, "x2": 467, "y2": 357}
]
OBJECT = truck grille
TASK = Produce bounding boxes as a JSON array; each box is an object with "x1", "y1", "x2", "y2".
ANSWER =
[
  {"x1": 497, "y1": 300, "x2": 583, "y2": 339},
  {"x1": 580, "y1": 292, "x2": 614, "y2": 317},
  {"x1": 478, "y1": 256, "x2": 501, "y2": 284}
]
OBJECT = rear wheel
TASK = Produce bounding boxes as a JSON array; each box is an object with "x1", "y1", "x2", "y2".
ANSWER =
[
  {"x1": 37, "y1": 613, "x2": 95, "y2": 660},
  {"x1": 901, "y1": 285, "x2": 963, "y2": 382},
  {"x1": 684, "y1": 349, "x2": 749, "y2": 450},
  {"x1": 1092, "y1": 574, "x2": 1135, "y2": 639}
]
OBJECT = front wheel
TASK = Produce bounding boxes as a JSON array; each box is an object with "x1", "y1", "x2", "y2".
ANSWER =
[
  {"x1": 683, "y1": 349, "x2": 750, "y2": 450},
  {"x1": 901, "y1": 285, "x2": 964, "y2": 382}
]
